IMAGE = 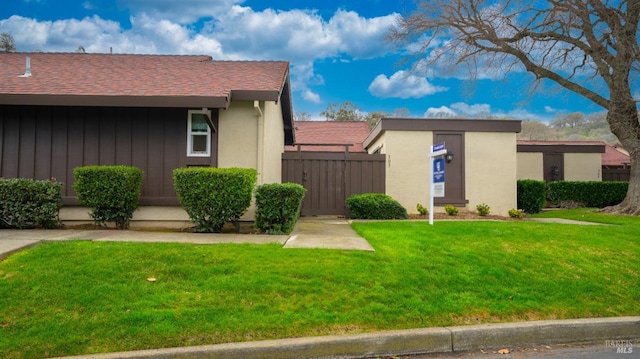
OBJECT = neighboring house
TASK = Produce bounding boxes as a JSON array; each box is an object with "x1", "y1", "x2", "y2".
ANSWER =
[
  {"x1": 282, "y1": 121, "x2": 382, "y2": 215},
  {"x1": 0, "y1": 53, "x2": 294, "y2": 221},
  {"x1": 602, "y1": 143, "x2": 631, "y2": 181},
  {"x1": 516, "y1": 140, "x2": 605, "y2": 183},
  {"x1": 362, "y1": 118, "x2": 522, "y2": 216},
  {"x1": 284, "y1": 121, "x2": 370, "y2": 152}
]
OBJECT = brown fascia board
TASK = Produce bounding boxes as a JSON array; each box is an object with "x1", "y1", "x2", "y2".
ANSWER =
[
  {"x1": 517, "y1": 144, "x2": 605, "y2": 153},
  {"x1": 363, "y1": 118, "x2": 522, "y2": 150},
  {"x1": 229, "y1": 90, "x2": 281, "y2": 102},
  {"x1": 0, "y1": 94, "x2": 230, "y2": 109}
]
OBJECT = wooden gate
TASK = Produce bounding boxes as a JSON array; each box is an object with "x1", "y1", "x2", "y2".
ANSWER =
[
  {"x1": 603, "y1": 168, "x2": 631, "y2": 181},
  {"x1": 282, "y1": 151, "x2": 386, "y2": 216}
]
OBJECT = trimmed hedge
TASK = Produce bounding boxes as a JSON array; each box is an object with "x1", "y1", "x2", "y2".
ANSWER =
[
  {"x1": 0, "y1": 178, "x2": 62, "y2": 229},
  {"x1": 73, "y1": 166, "x2": 143, "y2": 229},
  {"x1": 173, "y1": 167, "x2": 257, "y2": 232},
  {"x1": 346, "y1": 193, "x2": 408, "y2": 220},
  {"x1": 254, "y1": 183, "x2": 306, "y2": 234},
  {"x1": 517, "y1": 179, "x2": 546, "y2": 214},
  {"x1": 547, "y1": 181, "x2": 628, "y2": 208}
]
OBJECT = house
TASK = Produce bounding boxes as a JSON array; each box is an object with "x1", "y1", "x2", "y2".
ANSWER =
[
  {"x1": 602, "y1": 143, "x2": 631, "y2": 181},
  {"x1": 282, "y1": 121, "x2": 382, "y2": 215},
  {"x1": 0, "y1": 53, "x2": 294, "y2": 225},
  {"x1": 362, "y1": 118, "x2": 522, "y2": 216},
  {"x1": 284, "y1": 121, "x2": 370, "y2": 152},
  {"x1": 516, "y1": 140, "x2": 605, "y2": 182}
]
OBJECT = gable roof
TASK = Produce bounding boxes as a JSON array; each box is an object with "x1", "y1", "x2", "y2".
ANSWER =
[
  {"x1": 0, "y1": 53, "x2": 294, "y2": 144},
  {"x1": 285, "y1": 121, "x2": 370, "y2": 152},
  {"x1": 602, "y1": 143, "x2": 631, "y2": 167}
]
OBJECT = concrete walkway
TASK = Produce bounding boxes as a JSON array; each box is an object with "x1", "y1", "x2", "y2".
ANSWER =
[{"x1": 0, "y1": 216, "x2": 372, "y2": 261}]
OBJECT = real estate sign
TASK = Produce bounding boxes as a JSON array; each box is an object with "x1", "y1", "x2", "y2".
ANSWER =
[
  {"x1": 429, "y1": 142, "x2": 446, "y2": 225},
  {"x1": 433, "y1": 158, "x2": 445, "y2": 198}
]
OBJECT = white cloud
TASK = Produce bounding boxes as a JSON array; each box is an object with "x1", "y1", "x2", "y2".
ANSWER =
[
  {"x1": 544, "y1": 105, "x2": 557, "y2": 113},
  {"x1": 424, "y1": 106, "x2": 457, "y2": 118},
  {"x1": 450, "y1": 102, "x2": 491, "y2": 117},
  {"x1": 368, "y1": 70, "x2": 448, "y2": 99},
  {"x1": 302, "y1": 90, "x2": 321, "y2": 104},
  {"x1": 116, "y1": 0, "x2": 242, "y2": 24},
  {"x1": 326, "y1": 10, "x2": 397, "y2": 59},
  {"x1": 422, "y1": 102, "x2": 549, "y2": 120}
]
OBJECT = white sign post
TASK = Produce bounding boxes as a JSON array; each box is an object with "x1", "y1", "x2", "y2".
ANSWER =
[{"x1": 429, "y1": 142, "x2": 447, "y2": 225}]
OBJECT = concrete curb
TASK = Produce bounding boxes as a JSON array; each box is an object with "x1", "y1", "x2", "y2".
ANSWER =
[{"x1": 52, "y1": 316, "x2": 640, "y2": 359}]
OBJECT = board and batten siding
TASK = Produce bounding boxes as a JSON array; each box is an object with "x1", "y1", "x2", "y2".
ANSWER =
[{"x1": 0, "y1": 105, "x2": 218, "y2": 205}]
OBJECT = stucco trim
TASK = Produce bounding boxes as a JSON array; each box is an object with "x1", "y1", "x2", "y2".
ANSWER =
[{"x1": 364, "y1": 118, "x2": 521, "y2": 150}]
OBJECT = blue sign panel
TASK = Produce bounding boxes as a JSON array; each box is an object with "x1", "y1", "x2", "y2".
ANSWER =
[
  {"x1": 432, "y1": 142, "x2": 445, "y2": 153},
  {"x1": 433, "y1": 158, "x2": 445, "y2": 183}
]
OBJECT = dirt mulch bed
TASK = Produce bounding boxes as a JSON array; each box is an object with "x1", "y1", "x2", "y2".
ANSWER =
[{"x1": 409, "y1": 213, "x2": 516, "y2": 221}]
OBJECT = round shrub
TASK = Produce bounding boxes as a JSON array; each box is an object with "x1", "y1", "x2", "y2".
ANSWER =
[
  {"x1": 173, "y1": 167, "x2": 257, "y2": 232},
  {"x1": 346, "y1": 193, "x2": 408, "y2": 220},
  {"x1": 73, "y1": 166, "x2": 143, "y2": 229},
  {"x1": 254, "y1": 183, "x2": 306, "y2": 234},
  {"x1": 0, "y1": 178, "x2": 62, "y2": 229}
]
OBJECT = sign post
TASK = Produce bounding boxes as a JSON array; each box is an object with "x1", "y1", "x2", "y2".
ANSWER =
[{"x1": 429, "y1": 142, "x2": 446, "y2": 225}]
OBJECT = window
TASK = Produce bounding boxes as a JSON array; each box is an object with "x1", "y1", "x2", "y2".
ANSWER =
[{"x1": 187, "y1": 110, "x2": 211, "y2": 157}]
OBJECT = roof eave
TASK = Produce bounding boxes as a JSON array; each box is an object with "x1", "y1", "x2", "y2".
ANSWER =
[{"x1": 0, "y1": 94, "x2": 230, "y2": 108}]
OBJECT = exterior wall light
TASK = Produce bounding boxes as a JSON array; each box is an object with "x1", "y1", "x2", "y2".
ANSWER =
[{"x1": 446, "y1": 151, "x2": 454, "y2": 163}]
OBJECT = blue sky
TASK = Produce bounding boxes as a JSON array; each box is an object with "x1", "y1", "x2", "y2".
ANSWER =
[{"x1": 1, "y1": 0, "x2": 613, "y2": 121}]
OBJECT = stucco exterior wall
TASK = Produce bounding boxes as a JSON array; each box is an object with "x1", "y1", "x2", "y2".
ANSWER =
[
  {"x1": 368, "y1": 130, "x2": 432, "y2": 214},
  {"x1": 465, "y1": 132, "x2": 517, "y2": 216},
  {"x1": 565, "y1": 153, "x2": 602, "y2": 181},
  {"x1": 218, "y1": 101, "x2": 259, "y2": 170},
  {"x1": 218, "y1": 100, "x2": 286, "y2": 219},
  {"x1": 261, "y1": 100, "x2": 285, "y2": 184},
  {"x1": 517, "y1": 153, "x2": 544, "y2": 180}
]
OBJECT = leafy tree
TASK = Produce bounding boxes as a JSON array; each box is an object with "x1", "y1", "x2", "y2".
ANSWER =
[
  {"x1": 320, "y1": 101, "x2": 366, "y2": 122},
  {"x1": 389, "y1": 0, "x2": 640, "y2": 214},
  {"x1": 0, "y1": 32, "x2": 16, "y2": 53},
  {"x1": 364, "y1": 111, "x2": 388, "y2": 129}
]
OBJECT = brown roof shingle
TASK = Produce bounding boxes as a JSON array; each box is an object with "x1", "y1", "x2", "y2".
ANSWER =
[
  {"x1": 285, "y1": 121, "x2": 371, "y2": 152},
  {"x1": 0, "y1": 53, "x2": 289, "y2": 108}
]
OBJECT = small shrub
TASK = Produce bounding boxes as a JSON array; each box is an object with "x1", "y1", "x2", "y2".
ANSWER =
[
  {"x1": 346, "y1": 193, "x2": 408, "y2": 220},
  {"x1": 444, "y1": 204, "x2": 459, "y2": 216},
  {"x1": 416, "y1": 203, "x2": 429, "y2": 216},
  {"x1": 517, "y1": 179, "x2": 546, "y2": 214},
  {"x1": 255, "y1": 183, "x2": 306, "y2": 235},
  {"x1": 476, "y1": 203, "x2": 490, "y2": 216},
  {"x1": 508, "y1": 208, "x2": 525, "y2": 219},
  {"x1": 173, "y1": 167, "x2": 257, "y2": 232},
  {"x1": 0, "y1": 178, "x2": 62, "y2": 229},
  {"x1": 73, "y1": 166, "x2": 143, "y2": 229}
]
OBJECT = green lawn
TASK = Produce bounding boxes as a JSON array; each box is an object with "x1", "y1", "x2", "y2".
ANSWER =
[{"x1": 1, "y1": 210, "x2": 639, "y2": 358}]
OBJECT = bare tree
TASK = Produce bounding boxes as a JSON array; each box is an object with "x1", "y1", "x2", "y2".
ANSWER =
[
  {"x1": 294, "y1": 111, "x2": 313, "y2": 121},
  {"x1": 389, "y1": 0, "x2": 640, "y2": 214},
  {"x1": 519, "y1": 120, "x2": 556, "y2": 141},
  {"x1": 0, "y1": 32, "x2": 16, "y2": 53}
]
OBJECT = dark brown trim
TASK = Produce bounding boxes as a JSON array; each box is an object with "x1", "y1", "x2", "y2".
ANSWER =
[
  {"x1": 517, "y1": 144, "x2": 605, "y2": 153},
  {"x1": 364, "y1": 118, "x2": 522, "y2": 149},
  {"x1": 230, "y1": 90, "x2": 281, "y2": 102},
  {"x1": 0, "y1": 94, "x2": 230, "y2": 109}
]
